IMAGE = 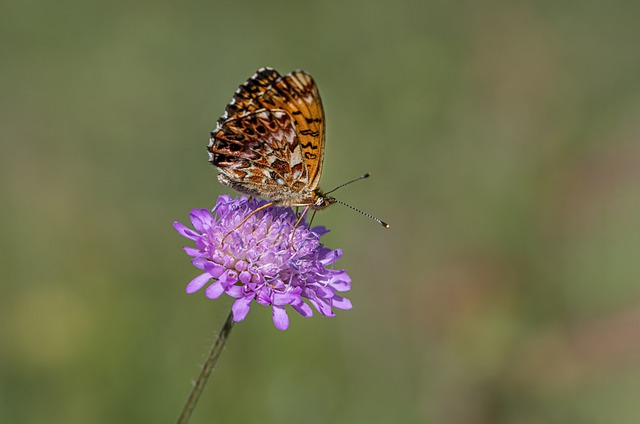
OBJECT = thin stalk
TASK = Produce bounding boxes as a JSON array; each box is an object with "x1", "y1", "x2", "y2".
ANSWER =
[{"x1": 176, "y1": 310, "x2": 235, "y2": 424}]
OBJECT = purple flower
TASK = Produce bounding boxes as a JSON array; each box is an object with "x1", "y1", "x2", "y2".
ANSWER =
[{"x1": 173, "y1": 195, "x2": 352, "y2": 330}]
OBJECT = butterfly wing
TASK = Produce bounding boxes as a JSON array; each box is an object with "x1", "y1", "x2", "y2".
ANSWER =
[
  {"x1": 279, "y1": 70, "x2": 326, "y2": 190},
  {"x1": 209, "y1": 108, "x2": 311, "y2": 204},
  {"x1": 212, "y1": 68, "x2": 326, "y2": 191}
]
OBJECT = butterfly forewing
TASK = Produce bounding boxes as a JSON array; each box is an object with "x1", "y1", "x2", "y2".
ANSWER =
[{"x1": 278, "y1": 71, "x2": 325, "y2": 189}]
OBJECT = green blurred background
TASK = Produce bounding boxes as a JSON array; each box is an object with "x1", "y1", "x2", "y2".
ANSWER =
[{"x1": 3, "y1": 0, "x2": 640, "y2": 423}]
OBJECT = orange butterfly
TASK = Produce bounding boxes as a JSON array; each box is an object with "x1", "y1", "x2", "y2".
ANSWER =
[{"x1": 208, "y1": 67, "x2": 388, "y2": 228}]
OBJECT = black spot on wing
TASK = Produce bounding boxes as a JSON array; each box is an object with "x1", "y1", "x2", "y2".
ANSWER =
[{"x1": 299, "y1": 129, "x2": 319, "y2": 137}]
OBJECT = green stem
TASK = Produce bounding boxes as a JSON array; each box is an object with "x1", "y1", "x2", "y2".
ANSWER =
[{"x1": 176, "y1": 310, "x2": 235, "y2": 424}]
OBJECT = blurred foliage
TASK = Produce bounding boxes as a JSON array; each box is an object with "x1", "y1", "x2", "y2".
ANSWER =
[{"x1": 2, "y1": 0, "x2": 640, "y2": 423}]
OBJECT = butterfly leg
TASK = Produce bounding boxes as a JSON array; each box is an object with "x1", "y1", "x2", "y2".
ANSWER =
[
  {"x1": 290, "y1": 205, "x2": 311, "y2": 246},
  {"x1": 222, "y1": 201, "x2": 275, "y2": 244},
  {"x1": 307, "y1": 210, "x2": 318, "y2": 230}
]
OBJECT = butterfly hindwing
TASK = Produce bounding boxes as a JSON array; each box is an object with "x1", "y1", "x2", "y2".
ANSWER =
[
  {"x1": 208, "y1": 68, "x2": 328, "y2": 208},
  {"x1": 210, "y1": 108, "x2": 310, "y2": 201}
]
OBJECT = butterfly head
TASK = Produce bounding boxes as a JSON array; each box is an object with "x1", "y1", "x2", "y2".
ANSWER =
[{"x1": 311, "y1": 189, "x2": 336, "y2": 210}]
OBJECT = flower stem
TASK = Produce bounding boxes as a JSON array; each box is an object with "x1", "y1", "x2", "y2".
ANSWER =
[{"x1": 176, "y1": 310, "x2": 235, "y2": 424}]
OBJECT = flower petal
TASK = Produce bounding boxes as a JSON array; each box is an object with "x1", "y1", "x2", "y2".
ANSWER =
[
  {"x1": 191, "y1": 258, "x2": 208, "y2": 270},
  {"x1": 190, "y1": 208, "x2": 213, "y2": 233},
  {"x1": 183, "y1": 246, "x2": 200, "y2": 257},
  {"x1": 311, "y1": 226, "x2": 330, "y2": 236},
  {"x1": 327, "y1": 271, "x2": 351, "y2": 291},
  {"x1": 219, "y1": 269, "x2": 239, "y2": 288},
  {"x1": 226, "y1": 285, "x2": 244, "y2": 298},
  {"x1": 291, "y1": 301, "x2": 313, "y2": 317},
  {"x1": 173, "y1": 221, "x2": 200, "y2": 240},
  {"x1": 319, "y1": 248, "x2": 342, "y2": 265},
  {"x1": 306, "y1": 290, "x2": 335, "y2": 317},
  {"x1": 273, "y1": 291, "x2": 300, "y2": 306},
  {"x1": 203, "y1": 261, "x2": 225, "y2": 278},
  {"x1": 205, "y1": 281, "x2": 224, "y2": 299},
  {"x1": 186, "y1": 273, "x2": 212, "y2": 294},
  {"x1": 232, "y1": 296, "x2": 253, "y2": 322},
  {"x1": 272, "y1": 306, "x2": 289, "y2": 330},
  {"x1": 332, "y1": 295, "x2": 352, "y2": 310},
  {"x1": 239, "y1": 270, "x2": 252, "y2": 285}
]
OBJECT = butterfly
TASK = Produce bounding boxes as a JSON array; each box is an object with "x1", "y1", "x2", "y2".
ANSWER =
[{"x1": 208, "y1": 67, "x2": 389, "y2": 228}]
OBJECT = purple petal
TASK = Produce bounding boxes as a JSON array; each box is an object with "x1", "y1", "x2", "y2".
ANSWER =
[
  {"x1": 332, "y1": 295, "x2": 352, "y2": 310},
  {"x1": 211, "y1": 195, "x2": 232, "y2": 216},
  {"x1": 186, "y1": 273, "x2": 212, "y2": 294},
  {"x1": 232, "y1": 296, "x2": 253, "y2": 321},
  {"x1": 250, "y1": 273, "x2": 263, "y2": 284},
  {"x1": 203, "y1": 262, "x2": 225, "y2": 278},
  {"x1": 226, "y1": 285, "x2": 244, "y2": 298},
  {"x1": 306, "y1": 291, "x2": 334, "y2": 316},
  {"x1": 235, "y1": 260, "x2": 248, "y2": 272},
  {"x1": 291, "y1": 301, "x2": 313, "y2": 317},
  {"x1": 218, "y1": 269, "x2": 239, "y2": 288},
  {"x1": 312, "y1": 285, "x2": 334, "y2": 299},
  {"x1": 190, "y1": 208, "x2": 213, "y2": 233},
  {"x1": 174, "y1": 221, "x2": 200, "y2": 240},
  {"x1": 327, "y1": 271, "x2": 351, "y2": 291},
  {"x1": 319, "y1": 248, "x2": 342, "y2": 265},
  {"x1": 255, "y1": 288, "x2": 272, "y2": 306},
  {"x1": 191, "y1": 258, "x2": 208, "y2": 270},
  {"x1": 272, "y1": 291, "x2": 300, "y2": 306},
  {"x1": 246, "y1": 249, "x2": 259, "y2": 262},
  {"x1": 311, "y1": 226, "x2": 330, "y2": 236},
  {"x1": 272, "y1": 306, "x2": 289, "y2": 330},
  {"x1": 194, "y1": 238, "x2": 208, "y2": 251},
  {"x1": 204, "y1": 281, "x2": 224, "y2": 298},
  {"x1": 183, "y1": 247, "x2": 200, "y2": 257},
  {"x1": 239, "y1": 270, "x2": 252, "y2": 284}
]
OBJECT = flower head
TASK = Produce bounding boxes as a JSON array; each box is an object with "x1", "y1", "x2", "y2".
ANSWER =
[{"x1": 173, "y1": 195, "x2": 352, "y2": 330}]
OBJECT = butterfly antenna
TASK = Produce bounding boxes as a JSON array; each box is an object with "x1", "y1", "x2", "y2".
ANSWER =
[
  {"x1": 333, "y1": 199, "x2": 390, "y2": 229},
  {"x1": 326, "y1": 173, "x2": 371, "y2": 195}
]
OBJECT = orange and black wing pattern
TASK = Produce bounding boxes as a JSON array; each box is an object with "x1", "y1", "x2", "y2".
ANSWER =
[{"x1": 209, "y1": 68, "x2": 326, "y2": 192}]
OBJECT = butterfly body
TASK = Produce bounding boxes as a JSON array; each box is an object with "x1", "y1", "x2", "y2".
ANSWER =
[{"x1": 208, "y1": 68, "x2": 334, "y2": 210}]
